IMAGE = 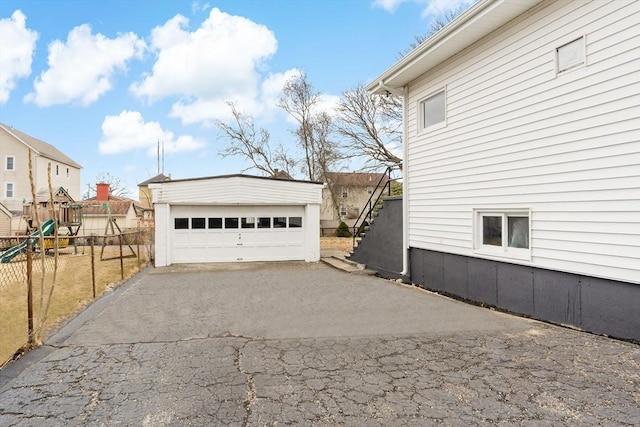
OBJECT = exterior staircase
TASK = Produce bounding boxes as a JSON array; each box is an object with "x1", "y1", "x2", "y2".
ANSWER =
[{"x1": 348, "y1": 196, "x2": 404, "y2": 279}]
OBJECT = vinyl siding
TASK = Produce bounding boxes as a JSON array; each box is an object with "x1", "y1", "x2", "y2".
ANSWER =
[
  {"x1": 406, "y1": 0, "x2": 640, "y2": 283},
  {"x1": 152, "y1": 176, "x2": 323, "y2": 205}
]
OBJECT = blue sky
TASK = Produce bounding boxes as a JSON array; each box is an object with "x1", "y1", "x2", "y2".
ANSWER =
[{"x1": 0, "y1": 0, "x2": 472, "y2": 198}]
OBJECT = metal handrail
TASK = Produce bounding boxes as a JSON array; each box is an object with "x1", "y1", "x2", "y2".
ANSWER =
[{"x1": 351, "y1": 167, "x2": 398, "y2": 248}]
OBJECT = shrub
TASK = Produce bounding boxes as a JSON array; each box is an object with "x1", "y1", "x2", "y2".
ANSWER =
[{"x1": 335, "y1": 221, "x2": 352, "y2": 237}]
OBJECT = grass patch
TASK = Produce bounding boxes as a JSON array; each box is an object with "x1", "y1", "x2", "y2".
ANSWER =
[{"x1": 0, "y1": 246, "x2": 148, "y2": 366}]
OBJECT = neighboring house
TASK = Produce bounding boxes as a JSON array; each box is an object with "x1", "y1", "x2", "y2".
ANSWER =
[
  {"x1": 321, "y1": 172, "x2": 390, "y2": 235},
  {"x1": 366, "y1": 0, "x2": 639, "y2": 340},
  {"x1": 0, "y1": 123, "x2": 82, "y2": 214},
  {"x1": 80, "y1": 183, "x2": 142, "y2": 236},
  {"x1": 150, "y1": 174, "x2": 322, "y2": 266},
  {"x1": 138, "y1": 173, "x2": 171, "y2": 208},
  {"x1": 0, "y1": 203, "x2": 12, "y2": 236}
]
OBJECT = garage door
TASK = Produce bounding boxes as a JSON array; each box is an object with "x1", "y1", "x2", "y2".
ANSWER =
[{"x1": 170, "y1": 205, "x2": 305, "y2": 263}]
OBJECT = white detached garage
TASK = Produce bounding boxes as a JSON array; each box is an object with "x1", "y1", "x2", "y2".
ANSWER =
[{"x1": 151, "y1": 175, "x2": 323, "y2": 267}]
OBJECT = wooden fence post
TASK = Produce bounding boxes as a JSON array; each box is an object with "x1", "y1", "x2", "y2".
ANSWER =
[
  {"x1": 26, "y1": 240, "x2": 34, "y2": 346},
  {"x1": 119, "y1": 234, "x2": 124, "y2": 280},
  {"x1": 136, "y1": 228, "x2": 141, "y2": 271},
  {"x1": 90, "y1": 238, "x2": 96, "y2": 299}
]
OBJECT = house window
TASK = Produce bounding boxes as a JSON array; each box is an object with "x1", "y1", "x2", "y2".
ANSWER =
[
  {"x1": 367, "y1": 187, "x2": 373, "y2": 195},
  {"x1": 342, "y1": 187, "x2": 348, "y2": 198},
  {"x1": 56, "y1": 165, "x2": 59, "y2": 176},
  {"x1": 475, "y1": 209, "x2": 530, "y2": 259},
  {"x1": 174, "y1": 218, "x2": 189, "y2": 229},
  {"x1": 5, "y1": 182, "x2": 14, "y2": 198},
  {"x1": 557, "y1": 37, "x2": 585, "y2": 73},
  {"x1": 66, "y1": 168, "x2": 70, "y2": 178},
  {"x1": 191, "y1": 217, "x2": 206, "y2": 229},
  {"x1": 288, "y1": 217, "x2": 302, "y2": 228},
  {"x1": 5, "y1": 156, "x2": 15, "y2": 171},
  {"x1": 340, "y1": 206, "x2": 347, "y2": 217},
  {"x1": 420, "y1": 89, "x2": 446, "y2": 130}
]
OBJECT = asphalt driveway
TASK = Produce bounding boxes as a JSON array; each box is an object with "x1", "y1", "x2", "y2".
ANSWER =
[{"x1": 1, "y1": 262, "x2": 638, "y2": 425}]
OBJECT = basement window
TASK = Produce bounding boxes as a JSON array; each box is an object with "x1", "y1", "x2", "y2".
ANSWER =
[{"x1": 474, "y1": 209, "x2": 531, "y2": 260}]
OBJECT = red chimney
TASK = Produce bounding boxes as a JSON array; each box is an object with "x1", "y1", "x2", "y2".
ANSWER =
[{"x1": 96, "y1": 183, "x2": 110, "y2": 201}]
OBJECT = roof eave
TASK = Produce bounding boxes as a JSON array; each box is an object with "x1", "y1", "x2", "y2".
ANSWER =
[{"x1": 365, "y1": 0, "x2": 542, "y2": 94}]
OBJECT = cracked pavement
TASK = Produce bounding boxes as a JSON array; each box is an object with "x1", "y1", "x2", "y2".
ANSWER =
[{"x1": 1, "y1": 262, "x2": 638, "y2": 425}]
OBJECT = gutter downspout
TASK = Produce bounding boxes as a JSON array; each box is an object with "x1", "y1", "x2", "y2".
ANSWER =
[
  {"x1": 401, "y1": 85, "x2": 409, "y2": 278},
  {"x1": 376, "y1": 80, "x2": 404, "y2": 97}
]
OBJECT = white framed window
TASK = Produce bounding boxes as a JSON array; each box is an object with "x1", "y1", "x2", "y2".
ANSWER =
[
  {"x1": 56, "y1": 164, "x2": 59, "y2": 176},
  {"x1": 340, "y1": 205, "x2": 347, "y2": 217},
  {"x1": 419, "y1": 88, "x2": 446, "y2": 131},
  {"x1": 5, "y1": 182, "x2": 15, "y2": 198},
  {"x1": 474, "y1": 209, "x2": 531, "y2": 260},
  {"x1": 341, "y1": 187, "x2": 348, "y2": 198},
  {"x1": 66, "y1": 168, "x2": 70, "y2": 178},
  {"x1": 556, "y1": 36, "x2": 585, "y2": 74},
  {"x1": 5, "y1": 156, "x2": 15, "y2": 171},
  {"x1": 367, "y1": 187, "x2": 373, "y2": 195}
]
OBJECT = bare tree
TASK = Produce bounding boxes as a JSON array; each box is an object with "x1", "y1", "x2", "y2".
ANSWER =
[
  {"x1": 216, "y1": 102, "x2": 296, "y2": 177},
  {"x1": 398, "y1": 5, "x2": 469, "y2": 58},
  {"x1": 335, "y1": 83, "x2": 403, "y2": 171},
  {"x1": 278, "y1": 72, "x2": 343, "y2": 181},
  {"x1": 86, "y1": 172, "x2": 131, "y2": 199}
]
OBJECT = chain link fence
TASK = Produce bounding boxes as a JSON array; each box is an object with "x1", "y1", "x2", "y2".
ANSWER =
[{"x1": 0, "y1": 227, "x2": 154, "y2": 367}]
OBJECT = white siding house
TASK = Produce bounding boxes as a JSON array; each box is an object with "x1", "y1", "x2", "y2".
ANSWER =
[
  {"x1": 0, "y1": 123, "x2": 82, "y2": 213},
  {"x1": 151, "y1": 174, "x2": 323, "y2": 267},
  {"x1": 367, "y1": 0, "x2": 640, "y2": 340}
]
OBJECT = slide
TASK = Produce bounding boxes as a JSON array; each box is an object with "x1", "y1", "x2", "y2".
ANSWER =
[{"x1": 0, "y1": 219, "x2": 56, "y2": 264}]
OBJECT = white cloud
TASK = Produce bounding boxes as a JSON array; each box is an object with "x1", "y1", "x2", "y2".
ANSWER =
[
  {"x1": 372, "y1": 0, "x2": 407, "y2": 13},
  {"x1": 260, "y1": 69, "x2": 301, "y2": 112},
  {"x1": 191, "y1": 1, "x2": 211, "y2": 13},
  {"x1": 131, "y1": 8, "x2": 280, "y2": 125},
  {"x1": 420, "y1": 0, "x2": 475, "y2": 18},
  {"x1": 99, "y1": 110, "x2": 206, "y2": 156},
  {"x1": 25, "y1": 24, "x2": 145, "y2": 106},
  {"x1": 373, "y1": 0, "x2": 475, "y2": 18},
  {"x1": 0, "y1": 10, "x2": 38, "y2": 104}
]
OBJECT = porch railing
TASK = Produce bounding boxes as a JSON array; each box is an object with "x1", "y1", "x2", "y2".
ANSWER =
[{"x1": 351, "y1": 166, "x2": 399, "y2": 248}]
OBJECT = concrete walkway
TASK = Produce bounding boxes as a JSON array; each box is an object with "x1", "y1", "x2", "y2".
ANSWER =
[{"x1": 0, "y1": 262, "x2": 638, "y2": 425}]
